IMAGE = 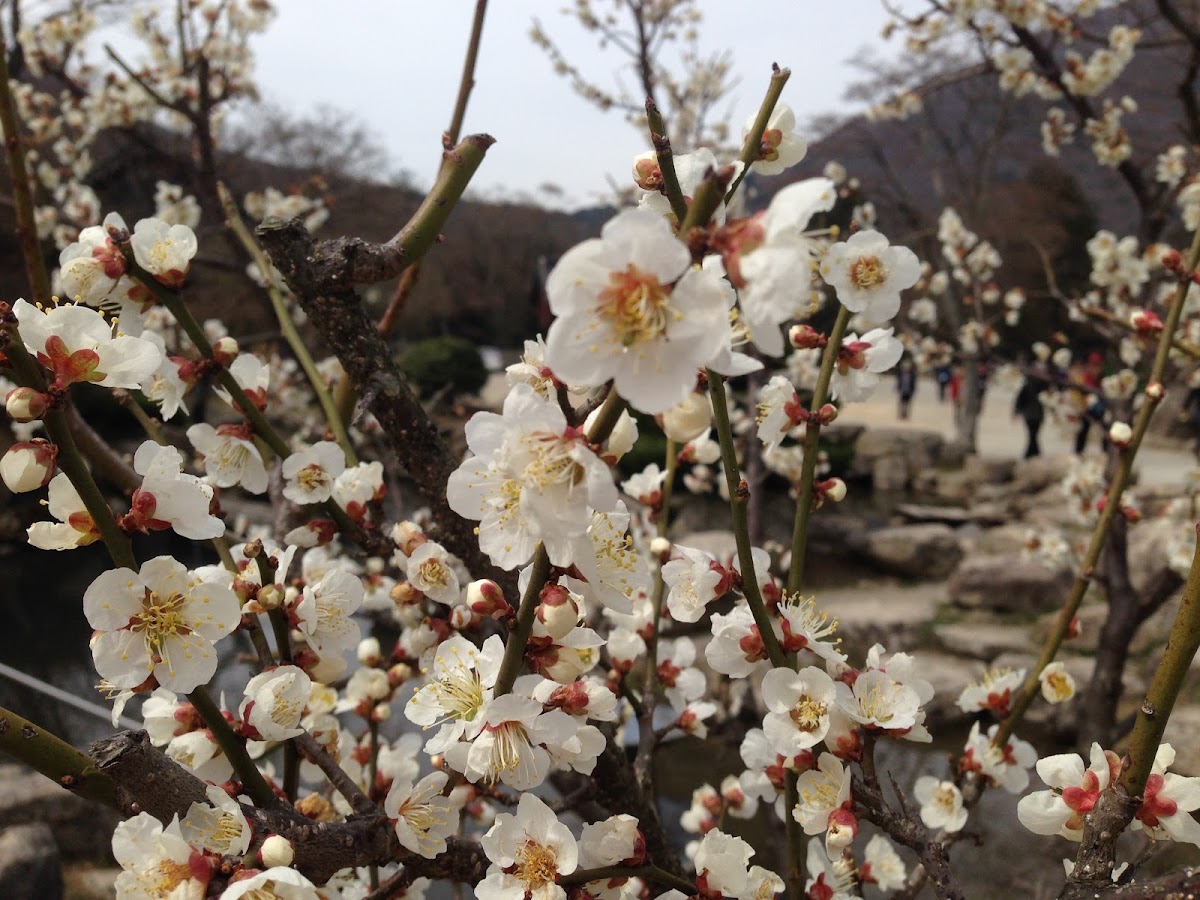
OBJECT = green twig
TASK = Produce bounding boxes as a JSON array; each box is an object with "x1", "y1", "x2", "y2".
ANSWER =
[
  {"x1": 216, "y1": 182, "x2": 357, "y2": 465},
  {"x1": 0, "y1": 705, "x2": 119, "y2": 809},
  {"x1": 187, "y1": 686, "x2": 278, "y2": 809},
  {"x1": 726, "y1": 65, "x2": 791, "y2": 203},
  {"x1": 706, "y1": 370, "x2": 788, "y2": 669},
  {"x1": 786, "y1": 305, "x2": 850, "y2": 594},
  {"x1": 645, "y1": 98, "x2": 688, "y2": 223}
]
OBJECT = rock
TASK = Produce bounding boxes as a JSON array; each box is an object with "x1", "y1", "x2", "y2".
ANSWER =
[
  {"x1": 1127, "y1": 518, "x2": 1184, "y2": 594},
  {"x1": 966, "y1": 523, "x2": 1031, "y2": 555},
  {"x1": 948, "y1": 554, "x2": 1072, "y2": 614},
  {"x1": 0, "y1": 823, "x2": 62, "y2": 900},
  {"x1": 872, "y1": 454, "x2": 911, "y2": 492},
  {"x1": 855, "y1": 523, "x2": 963, "y2": 579},
  {"x1": 1009, "y1": 455, "x2": 1073, "y2": 495},
  {"x1": 894, "y1": 503, "x2": 1009, "y2": 528},
  {"x1": 935, "y1": 623, "x2": 1034, "y2": 661},
  {"x1": 848, "y1": 428, "x2": 944, "y2": 490},
  {"x1": 963, "y1": 455, "x2": 1016, "y2": 486},
  {"x1": 63, "y1": 865, "x2": 117, "y2": 900},
  {"x1": 928, "y1": 470, "x2": 973, "y2": 504},
  {"x1": 0, "y1": 765, "x2": 118, "y2": 860},
  {"x1": 814, "y1": 583, "x2": 944, "y2": 652}
]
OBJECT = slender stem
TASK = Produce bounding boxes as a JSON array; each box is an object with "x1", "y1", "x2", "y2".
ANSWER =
[
  {"x1": 187, "y1": 686, "x2": 278, "y2": 809},
  {"x1": 784, "y1": 773, "x2": 804, "y2": 900},
  {"x1": 645, "y1": 98, "x2": 688, "y2": 223},
  {"x1": 993, "y1": 226, "x2": 1200, "y2": 749},
  {"x1": 726, "y1": 65, "x2": 791, "y2": 203},
  {"x1": 706, "y1": 369, "x2": 788, "y2": 669},
  {"x1": 216, "y1": 182, "x2": 357, "y2": 464},
  {"x1": 114, "y1": 390, "x2": 167, "y2": 445},
  {"x1": 0, "y1": 705, "x2": 119, "y2": 809},
  {"x1": 1079, "y1": 304, "x2": 1200, "y2": 360},
  {"x1": 634, "y1": 438, "x2": 677, "y2": 791},
  {"x1": 444, "y1": 0, "x2": 488, "y2": 152},
  {"x1": 679, "y1": 166, "x2": 734, "y2": 234},
  {"x1": 787, "y1": 306, "x2": 851, "y2": 594},
  {"x1": 492, "y1": 545, "x2": 552, "y2": 697},
  {"x1": 294, "y1": 732, "x2": 373, "y2": 814}
]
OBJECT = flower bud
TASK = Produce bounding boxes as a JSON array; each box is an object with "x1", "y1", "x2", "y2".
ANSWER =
[
  {"x1": 661, "y1": 393, "x2": 712, "y2": 444},
  {"x1": 1108, "y1": 421, "x2": 1133, "y2": 447},
  {"x1": 255, "y1": 584, "x2": 284, "y2": 611},
  {"x1": 789, "y1": 324, "x2": 826, "y2": 349},
  {"x1": 372, "y1": 702, "x2": 392, "y2": 723},
  {"x1": 212, "y1": 336, "x2": 239, "y2": 367},
  {"x1": 356, "y1": 637, "x2": 382, "y2": 667},
  {"x1": 820, "y1": 477, "x2": 847, "y2": 503},
  {"x1": 537, "y1": 584, "x2": 579, "y2": 641},
  {"x1": 649, "y1": 536, "x2": 672, "y2": 560},
  {"x1": 258, "y1": 834, "x2": 295, "y2": 868},
  {"x1": 1146, "y1": 381, "x2": 1165, "y2": 400},
  {"x1": 1, "y1": 439, "x2": 57, "y2": 493},
  {"x1": 467, "y1": 579, "x2": 512, "y2": 618},
  {"x1": 449, "y1": 604, "x2": 475, "y2": 630},
  {"x1": 814, "y1": 403, "x2": 838, "y2": 425},
  {"x1": 1129, "y1": 309, "x2": 1164, "y2": 333},
  {"x1": 5, "y1": 387, "x2": 49, "y2": 422},
  {"x1": 826, "y1": 807, "x2": 858, "y2": 850},
  {"x1": 387, "y1": 662, "x2": 413, "y2": 688}
]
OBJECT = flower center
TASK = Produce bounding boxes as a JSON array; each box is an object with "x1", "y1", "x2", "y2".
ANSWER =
[
  {"x1": 849, "y1": 255, "x2": 887, "y2": 290},
  {"x1": 515, "y1": 839, "x2": 559, "y2": 889},
  {"x1": 129, "y1": 589, "x2": 192, "y2": 657},
  {"x1": 485, "y1": 720, "x2": 535, "y2": 781},
  {"x1": 790, "y1": 694, "x2": 829, "y2": 732},
  {"x1": 143, "y1": 859, "x2": 194, "y2": 894},
  {"x1": 431, "y1": 664, "x2": 485, "y2": 724},
  {"x1": 298, "y1": 464, "x2": 329, "y2": 492},
  {"x1": 598, "y1": 264, "x2": 676, "y2": 346},
  {"x1": 417, "y1": 557, "x2": 451, "y2": 589},
  {"x1": 520, "y1": 432, "x2": 586, "y2": 490}
]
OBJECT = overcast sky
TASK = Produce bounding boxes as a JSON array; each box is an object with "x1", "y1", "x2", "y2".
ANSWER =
[{"x1": 243, "y1": 2, "x2": 902, "y2": 209}]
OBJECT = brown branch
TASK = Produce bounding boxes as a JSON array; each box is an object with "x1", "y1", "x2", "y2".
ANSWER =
[{"x1": 91, "y1": 730, "x2": 489, "y2": 886}]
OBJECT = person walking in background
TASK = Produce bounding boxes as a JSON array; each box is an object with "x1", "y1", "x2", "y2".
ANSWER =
[
  {"x1": 1072, "y1": 351, "x2": 1106, "y2": 454},
  {"x1": 935, "y1": 364, "x2": 951, "y2": 401},
  {"x1": 949, "y1": 364, "x2": 964, "y2": 423},
  {"x1": 1014, "y1": 362, "x2": 1051, "y2": 458},
  {"x1": 896, "y1": 358, "x2": 917, "y2": 419}
]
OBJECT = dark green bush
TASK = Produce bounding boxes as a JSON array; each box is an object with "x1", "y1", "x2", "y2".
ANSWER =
[{"x1": 397, "y1": 336, "x2": 488, "y2": 400}]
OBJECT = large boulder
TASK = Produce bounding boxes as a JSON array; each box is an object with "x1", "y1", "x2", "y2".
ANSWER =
[
  {"x1": 934, "y1": 622, "x2": 1035, "y2": 661},
  {"x1": 813, "y1": 583, "x2": 945, "y2": 652},
  {"x1": 962, "y1": 455, "x2": 1016, "y2": 486},
  {"x1": 848, "y1": 428, "x2": 944, "y2": 491},
  {"x1": 948, "y1": 554, "x2": 1072, "y2": 614},
  {"x1": 0, "y1": 823, "x2": 62, "y2": 900},
  {"x1": 854, "y1": 523, "x2": 963, "y2": 579}
]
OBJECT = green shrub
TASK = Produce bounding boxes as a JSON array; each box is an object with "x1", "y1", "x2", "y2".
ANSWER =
[{"x1": 397, "y1": 337, "x2": 488, "y2": 400}]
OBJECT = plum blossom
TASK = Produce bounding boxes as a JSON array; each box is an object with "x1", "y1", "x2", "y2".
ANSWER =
[
  {"x1": 58, "y1": 220, "x2": 127, "y2": 306},
  {"x1": 819, "y1": 231, "x2": 920, "y2": 322},
  {"x1": 478, "y1": 793, "x2": 577, "y2": 900},
  {"x1": 956, "y1": 667, "x2": 1026, "y2": 717},
  {"x1": 131, "y1": 217, "x2": 197, "y2": 287},
  {"x1": 761, "y1": 666, "x2": 837, "y2": 755},
  {"x1": 125, "y1": 441, "x2": 224, "y2": 540},
  {"x1": 1039, "y1": 662, "x2": 1077, "y2": 704},
  {"x1": 281, "y1": 441, "x2": 346, "y2": 504},
  {"x1": 1, "y1": 439, "x2": 56, "y2": 493},
  {"x1": 240, "y1": 665, "x2": 310, "y2": 741},
  {"x1": 693, "y1": 829, "x2": 754, "y2": 898},
  {"x1": 219, "y1": 867, "x2": 320, "y2": 900},
  {"x1": 27, "y1": 472, "x2": 100, "y2": 549},
  {"x1": 84, "y1": 555, "x2": 240, "y2": 693},
  {"x1": 746, "y1": 102, "x2": 807, "y2": 176},
  {"x1": 384, "y1": 770, "x2": 459, "y2": 859},
  {"x1": 544, "y1": 208, "x2": 743, "y2": 414},
  {"x1": 860, "y1": 835, "x2": 906, "y2": 891},
  {"x1": 404, "y1": 541, "x2": 461, "y2": 606},
  {"x1": 295, "y1": 568, "x2": 364, "y2": 664},
  {"x1": 829, "y1": 327, "x2": 904, "y2": 403},
  {"x1": 959, "y1": 722, "x2": 1038, "y2": 794},
  {"x1": 14, "y1": 298, "x2": 162, "y2": 390},
  {"x1": 405, "y1": 635, "x2": 503, "y2": 753},
  {"x1": 793, "y1": 753, "x2": 856, "y2": 856},
  {"x1": 1017, "y1": 742, "x2": 1121, "y2": 841},
  {"x1": 444, "y1": 693, "x2": 577, "y2": 790},
  {"x1": 112, "y1": 812, "x2": 208, "y2": 899},
  {"x1": 186, "y1": 423, "x2": 268, "y2": 494},
  {"x1": 447, "y1": 385, "x2": 616, "y2": 569},
  {"x1": 803, "y1": 838, "x2": 858, "y2": 900},
  {"x1": 1130, "y1": 744, "x2": 1200, "y2": 847},
  {"x1": 662, "y1": 545, "x2": 728, "y2": 623},
  {"x1": 914, "y1": 777, "x2": 967, "y2": 832},
  {"x1": 179, "y1": 783, "x2": 251, "y2": 856},
  {"x1": 756, "y1": 375, "x2": 804, "y2": 454}
]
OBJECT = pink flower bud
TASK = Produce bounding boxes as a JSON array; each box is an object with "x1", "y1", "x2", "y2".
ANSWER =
[
  {"x1": 1146, "y1": 381, "x2": 1165, "y2": 400},
  {"x1": 5, "y1": 387, "x2": 49, "y2": 422},
  {"x1": 212, "y1": 336, "x2": 239, "y2": 367},
  {"x1": 821, "y1": 477, "x2": 848, "y2": 503},
  {"x1": 537, "y1": 584, "x2": 579, "y2": 641},
  {"x1": 449, "y1": 605, "x2": 475, "y2": 630},
  {"x1": 1, "y1": 439, "x2": 57, "y2": 493},
  {"x1": 789, "y1": 324, "x2": 827, "y2": 349},
  {"x1": 466, "y1": 579, "x2": 512, "y2": 618},
  {"x1": 815, "y1": 403, "x2": 838, "y2": 425}
]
